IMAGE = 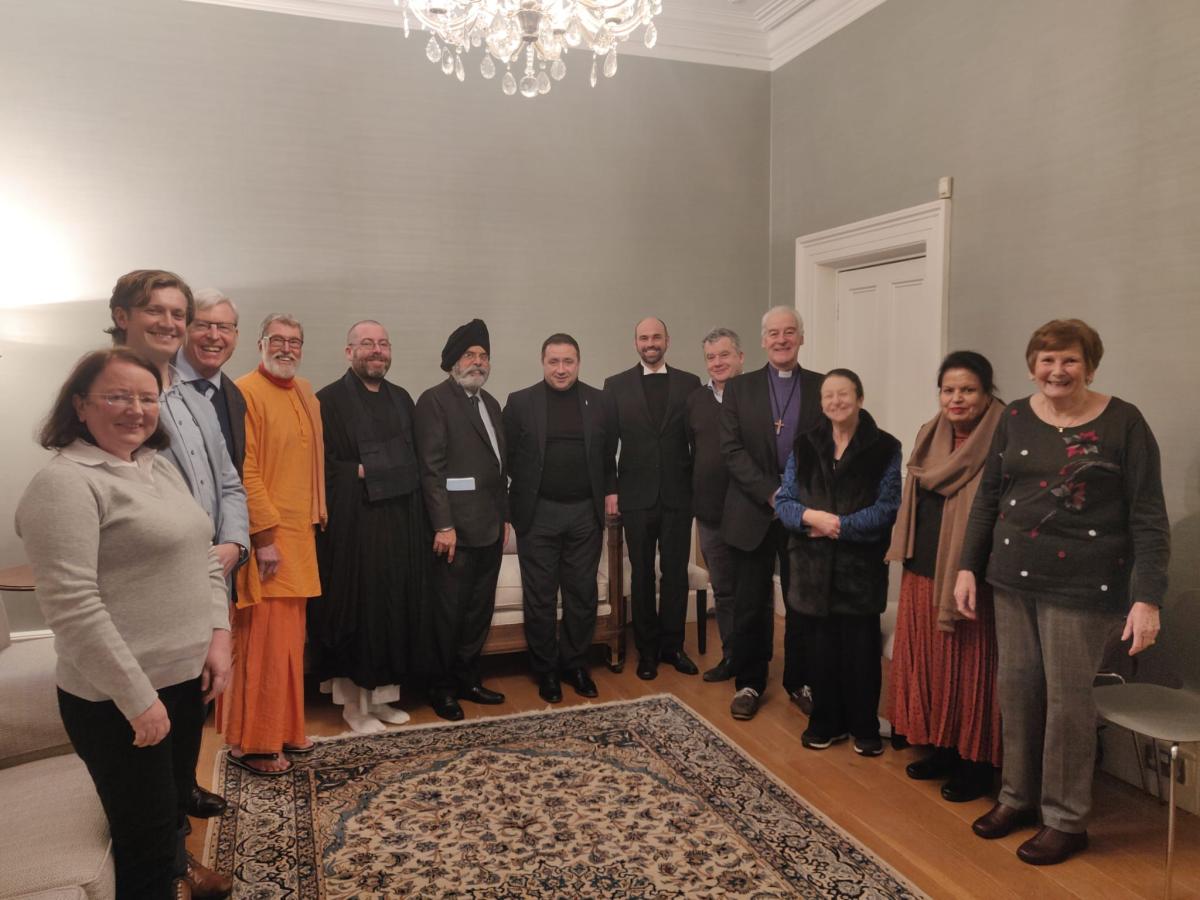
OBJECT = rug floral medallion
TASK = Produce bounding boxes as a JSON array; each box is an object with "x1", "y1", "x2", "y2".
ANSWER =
[{"x1": 207, "y1": 695, "x2": 925, "y2": 898}]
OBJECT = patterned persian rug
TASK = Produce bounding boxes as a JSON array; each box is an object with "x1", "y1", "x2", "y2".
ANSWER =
[{"x1": 205, "y1": 694, "x2": 924, "y2": 898}]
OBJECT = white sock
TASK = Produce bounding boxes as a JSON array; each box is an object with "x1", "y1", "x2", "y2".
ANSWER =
[
  {"x1": 342, "y1": 707, "x2": 386, "y2": 734},
  {"x1": 370, "y1": 704, "x2": 411, "y2": 725}
]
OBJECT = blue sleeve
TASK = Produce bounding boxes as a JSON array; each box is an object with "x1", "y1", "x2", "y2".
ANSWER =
[
  {"x1": 838, "y1": 449, "x2": 902, "y2": 542},
  {"x1": 775, "y1": 452, "x2": 808, "y2": 533}
]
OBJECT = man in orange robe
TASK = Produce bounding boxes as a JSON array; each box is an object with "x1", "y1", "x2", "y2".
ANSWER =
[{"x1": 219, "y1": 313, "x2": 326, "y2": 775}]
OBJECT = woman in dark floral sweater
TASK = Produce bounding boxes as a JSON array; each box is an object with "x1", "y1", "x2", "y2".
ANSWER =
[{"x1": 955, "y1": 319, "x2": 1169, "y2": 866}]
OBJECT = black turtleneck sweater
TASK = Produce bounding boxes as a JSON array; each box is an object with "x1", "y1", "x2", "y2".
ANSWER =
[{"x1": 539, "y1": 382, "x2": 591, "y2": 502}]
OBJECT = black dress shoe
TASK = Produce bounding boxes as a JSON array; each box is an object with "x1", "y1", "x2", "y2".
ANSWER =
[
  {"x1": 538, "y1": 673, "x2": 562, "y2": 703},
  {"x1": 561, "y1": 668, "x2": 598, "y2": 698},
  {"x1": 1017, "y1": 826, "x2": 1088, "y2": 865},
  {"x1": 702, "y1": 658, "x2": 734, "y2": 682},
  {"x1": 972, "y1": 802, "x2": 1039, "y2": 839},
  {"x1": 941, "y1": 760, "x2": 995, "y2": 803},
  {"x1": 636, "y1": 657, "x2": 658, "y2": 680},
  {"x1": 431, "y1": 694, "x2": 465, "y2": 721},
  {"x1": 905, "y1": 746, "x2": 959, "y2": 781},
  {"x1": 458, "y1": 684, "x2": 505, "y2": 705},
  {"x1": 660, "y1": 650, "x2": 699, "y2": 675},
  {"x1": 187, "y1": 785, "x2": 227, "y2": 819}
]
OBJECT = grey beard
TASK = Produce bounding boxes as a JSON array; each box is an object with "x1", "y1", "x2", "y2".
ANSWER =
[{"x1": 452, "y1": 367, "x2": 488, "y2": 391}]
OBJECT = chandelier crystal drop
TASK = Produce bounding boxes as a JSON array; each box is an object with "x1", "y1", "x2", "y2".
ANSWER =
[{"x1": 393, "y1": 0, "x2": 662, "y2": 98}]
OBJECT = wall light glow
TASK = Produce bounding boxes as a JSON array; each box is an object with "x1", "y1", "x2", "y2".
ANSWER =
[{"x1": 0, "y1": 195, "x2": 88, "y2": 309}]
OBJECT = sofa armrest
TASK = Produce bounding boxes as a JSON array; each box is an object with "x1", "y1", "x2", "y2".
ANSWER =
[{"x1": 0, "y1": 636, "x2": 72, "y2": 768}]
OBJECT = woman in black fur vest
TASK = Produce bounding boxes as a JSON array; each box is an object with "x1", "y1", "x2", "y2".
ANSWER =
[{"x1": 776, "y1": 369, "x2": 902, "y2": 757}]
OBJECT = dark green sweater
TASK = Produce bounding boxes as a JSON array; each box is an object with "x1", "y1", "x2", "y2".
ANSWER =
[{"x1": 959, "y1": 396, "x2": 1169, "y2": 610}]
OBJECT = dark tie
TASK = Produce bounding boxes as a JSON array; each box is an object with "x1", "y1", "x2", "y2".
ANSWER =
[
  {"x1": 197, "y1": 380, "x2": 235, "y2": 459},
  {"x1": 469, "y1": 395, "x2": 500, "y2": 461}
]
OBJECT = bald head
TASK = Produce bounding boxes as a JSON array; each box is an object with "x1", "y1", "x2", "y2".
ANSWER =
[
  {"x1": 345, "y1": 319, "x2": 392, "y2": 388},
  {"x1": 634, "y1": 316, "x2": 670, "y2": 370}
]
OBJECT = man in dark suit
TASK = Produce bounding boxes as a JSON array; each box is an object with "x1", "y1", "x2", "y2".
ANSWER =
[
  {"x1": 685, "y1": 327, "x2": 744, "y2": 682},
  {"x1": 603, "y1": 317, "x2": 702, "y2": 680},
  {"x1": 415, "y1": 319, "x2": 509, "y2": 721},
  {"x1": 174, "y1": 287, "x2": 250, "y2": 827},
  {"x1": 178, "y1": 288, "x2": 247, "y2": 474},
  {"x1": 721, "y1": 306, "x2": 823, "y2": 720},
  {"x1": 504, "y1": 334, "x2": 615, "y2": 702}
]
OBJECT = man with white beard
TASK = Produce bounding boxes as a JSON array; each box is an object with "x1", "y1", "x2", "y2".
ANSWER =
[{"x1": 415, "y1": 319, "x2": 509, "y2": 721}]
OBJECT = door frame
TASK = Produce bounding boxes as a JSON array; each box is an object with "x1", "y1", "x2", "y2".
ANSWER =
[{"x1": 793, "y1": 199, "x2": 951, "y2": 371}]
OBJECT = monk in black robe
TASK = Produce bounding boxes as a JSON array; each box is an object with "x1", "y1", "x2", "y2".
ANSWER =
[{"x1": 311, "y1": 320, "x2": 427, "y2": 733}]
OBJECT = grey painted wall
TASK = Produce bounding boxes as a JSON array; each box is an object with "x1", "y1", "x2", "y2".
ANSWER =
[
  {"x1": 0, "y1": 0, "x2": 769, "y2": 627},
  {"x1": 770, "y1": 0, "x2": 1200, "y2": 682}
]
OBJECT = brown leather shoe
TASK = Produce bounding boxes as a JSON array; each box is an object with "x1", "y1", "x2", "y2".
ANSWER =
[
  {"x1": 971, "y1": 802, "x2": 1039, "y2": 839},
  {"x1": 173, "y1": 878, "x2": 193, "y2": 900},
  {"x1": 1016, "y1": 826, "x2": 1088, "y2": 865},
  {"x1": 185, "y1": 854, "x2": 233, "y2": 899}
]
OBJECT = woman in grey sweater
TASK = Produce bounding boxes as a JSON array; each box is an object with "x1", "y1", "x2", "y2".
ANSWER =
[
  {"x1": 16, "y1": 348, "x2": 232, "y2": 899},
  {"x1": 955, "y1": 319, "x2": 1169, "y2": 866}
]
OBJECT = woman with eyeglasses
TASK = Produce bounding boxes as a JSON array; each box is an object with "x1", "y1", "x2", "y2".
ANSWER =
[{"x1": 16, "y1": 348, "x2": 232, "y2": 899}]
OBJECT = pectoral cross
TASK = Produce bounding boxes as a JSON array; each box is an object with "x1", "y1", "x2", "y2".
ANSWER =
[{"x1": 774, "y1": 418, "x2": 784, "y2": 435}]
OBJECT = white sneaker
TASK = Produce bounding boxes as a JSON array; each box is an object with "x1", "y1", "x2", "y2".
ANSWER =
[
  {"x1": 370, "y1": 704, "x2": 411, "y2": 726},
  {"x1": 342, "y1": 707, "x2": 386, "y2": 734}
]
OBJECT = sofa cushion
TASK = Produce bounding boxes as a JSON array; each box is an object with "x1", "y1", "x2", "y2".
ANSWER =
[
  {"x1": 0, "y1": 753, "x2": 114, "y2": 900},
  {"x1": 0, "y1": 636, "x2": 71, "y2": 767},
  {"x1": 491, "y1": 555, "x2": 612, "y2": 625}
]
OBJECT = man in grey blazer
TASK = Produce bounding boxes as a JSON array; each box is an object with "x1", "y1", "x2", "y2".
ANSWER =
[
  {"x1": 415, "y1": 319, "x2": 509, "y2": 722},
  {"x1": 107, "y1": 270, "x2": 248, "y2": 894}
]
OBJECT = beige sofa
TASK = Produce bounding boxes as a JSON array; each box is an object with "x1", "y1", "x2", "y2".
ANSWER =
[{"x1": 0, "y1": 596, "x2": 114, "y2": 900}]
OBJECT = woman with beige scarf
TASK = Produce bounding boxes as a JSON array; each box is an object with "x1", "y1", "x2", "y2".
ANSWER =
[{"x1": 886, "y1": 351, "x2": 1004, "y2": 803}]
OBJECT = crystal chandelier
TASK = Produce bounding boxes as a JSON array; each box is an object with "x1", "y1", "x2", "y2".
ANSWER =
[{"x1": 392, "y1": 0, "x2": 662, "y2": 97}]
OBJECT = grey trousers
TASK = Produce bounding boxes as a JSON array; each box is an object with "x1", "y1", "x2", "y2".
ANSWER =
[
  {"x1": 993, "y1": 588, "x2": 1119, "y2": 832},
  {"x1": 697, "y1": 521, "x2": 737, "y2": 662}
]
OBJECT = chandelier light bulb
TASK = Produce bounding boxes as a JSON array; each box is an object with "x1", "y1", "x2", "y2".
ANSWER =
[{"x1": 397, "y1": 0, "x2": 660, "y2": 97}]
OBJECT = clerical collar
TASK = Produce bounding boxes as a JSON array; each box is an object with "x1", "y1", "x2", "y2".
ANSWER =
[
  {"x1": 641, "y1": 362, "x2": 668, "y2": 376},
  {"x1": 258, "y1": 364, "x2": 295, "y2": 389},
  {"x1": 770, "y1": 364, "x2": 797, "y2": 379}
]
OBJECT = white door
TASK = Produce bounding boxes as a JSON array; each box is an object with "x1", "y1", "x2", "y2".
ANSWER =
[
  {"x1": 833, "y1": 256, "x2": 941, "y2": 463},
  {"x1": 832, "y1": 255, "x2": 943, "y2": 671}
]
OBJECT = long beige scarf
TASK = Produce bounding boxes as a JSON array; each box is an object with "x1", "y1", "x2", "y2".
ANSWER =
[{"x1": 886, "y1": 399, "x2": 1004, "y2": 632}]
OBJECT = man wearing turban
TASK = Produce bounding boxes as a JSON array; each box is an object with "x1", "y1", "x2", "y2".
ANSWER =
[{"x1": 414, "y1": 319, "x2": 509, "y2": 720}]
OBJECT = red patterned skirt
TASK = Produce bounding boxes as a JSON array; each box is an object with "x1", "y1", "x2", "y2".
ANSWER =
[{"x1": 887, "y1": 571, "x2": 1002, "y2": 764}]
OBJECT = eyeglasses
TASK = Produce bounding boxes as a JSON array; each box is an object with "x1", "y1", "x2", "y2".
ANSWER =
[
  {"x1": 190, "y1": 321, "x2": 237, "y2": 335},
  {"x1": 87, "y1": 392, "x2": 160, "y2": 410},
  {"x1": 353, "y1": 339, "x2": 391, "y2": 351},
  {"x1": 265, "y1": 336, "x2": 304, "y2": 350}
]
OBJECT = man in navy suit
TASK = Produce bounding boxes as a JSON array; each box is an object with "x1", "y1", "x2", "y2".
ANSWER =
[
  {"x1": 504, "y1": 334, "x2": 615, "y2": 702},
  {"x1": 603, "y1": 317, "x2": 702, "y2": 680}
]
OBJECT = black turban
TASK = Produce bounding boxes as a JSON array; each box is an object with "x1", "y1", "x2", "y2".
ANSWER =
[{"x1": 440, "y1": 318, "x2": 490, "y2": 372}]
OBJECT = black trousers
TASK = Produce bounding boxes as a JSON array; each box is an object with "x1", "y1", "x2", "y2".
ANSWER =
[
  {"x1": 428, "y1": 538, "x2": 503, "y2": 694},
  {"x1": 621, "y1": 501, "x2": 692, "y2": 659},
  {"x1": 58, "y1": 677, "x2": 205, "y2": 900},
  {"x1": 517, "y1": 497, "x2": 602, "y2": 673},
  {"x1": 800, "y1": 612, "x2": 882, "y2": 740},
  {"x1": 730, "y1": 520, "x2": 806, "y2": 694}
]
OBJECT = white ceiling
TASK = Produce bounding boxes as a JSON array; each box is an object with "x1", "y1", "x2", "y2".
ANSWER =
[{"x1": 182, "y1": 0, "x2": 889, "y2": 71}]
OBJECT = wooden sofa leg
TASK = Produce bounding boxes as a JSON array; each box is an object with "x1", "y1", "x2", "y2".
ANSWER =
[{"x1": 696, "y1": 589, "x2": 707, "y2": 655}]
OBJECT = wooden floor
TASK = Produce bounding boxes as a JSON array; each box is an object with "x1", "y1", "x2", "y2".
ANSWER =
[{"x1": 191, "y1": 617, "x2": 1198, "y2": 899}]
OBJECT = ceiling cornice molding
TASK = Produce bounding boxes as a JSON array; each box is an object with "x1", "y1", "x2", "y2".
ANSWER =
[
  {"x1": 764, "y1": 0, "x2": 887, "y2": 69},
  {"x1": 181, "y1": 0, "x2": 887, "y2": 71}
]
